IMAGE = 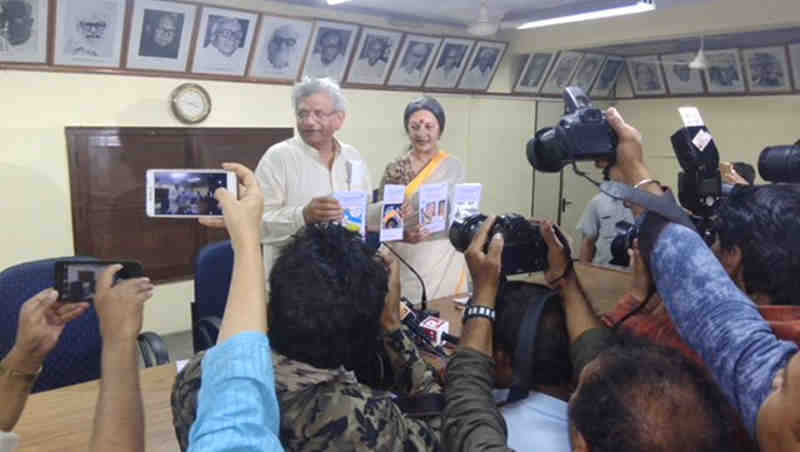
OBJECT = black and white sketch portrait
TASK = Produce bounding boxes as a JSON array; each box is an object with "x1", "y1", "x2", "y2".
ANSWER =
[
  {"x1": 0, "y1": 0, "x2": 46, "y2": 63},
  {"x1": 660, "y1": 53, "x2": 704, "y2": 95},
  {"x1": 514, "y1": 52, "x2": 554, "y2": 93},
  {"x1": 192, "y1": 7, "x2": 257, "y2": 76},
  {"x1": 590, "y1": 56, "x2": 625, "y2": 97},
  {"x1": 301, "y1": 21, "x2": 358, "y2": 82},
  {"x1": 249, "y1": 16, "x2": 312, "y2": 81},
  {"x1": 388, "y1": 35, "x2": 440, "y2": 87},
  {"x1": 457, "y1": 41, "x2": 506, "y2": 91},
  {"x1": 571, "y1": 54, "x2": 606, "y2": 92},
  {"x1": 54, "y1": 0, "x2": 125, "y2": 67},
  {"x1": 540, "y1": 51, "x2": 582, "y2": 94},
  {"x1": 346, "y1": 27, "x2": 402, "y2": 85},
  {"x1": 703, "y1": 50, "x2": 745, "y2": 93},
  {"x1": 627, "y1": 58, "x2": 666, "y2": 96},
  {"x1": 425, "y1": 37, "x2": 474, "y2": 89},
  {"x1": 789, "y1": 44, "x2": 800, "y2": 91},
  {"x1": 742, "y1": 47, "x2": 791, "y2": 92},
  {"x1": 126, "y1": 0, "x2": 196, "y2": 71}
]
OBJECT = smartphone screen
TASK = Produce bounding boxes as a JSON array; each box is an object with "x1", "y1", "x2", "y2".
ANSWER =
[
  {"x1": 146, "y1": 169, "x2": 237, "y2": 218},
  {"x1": 55, "y1": 261, "x2": 143, "y2": 302}
]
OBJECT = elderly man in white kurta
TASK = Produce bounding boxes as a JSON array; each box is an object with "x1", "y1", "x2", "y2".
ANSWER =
[{"x1": 255, "y1": 77, "x2": 372, "y2": 277}]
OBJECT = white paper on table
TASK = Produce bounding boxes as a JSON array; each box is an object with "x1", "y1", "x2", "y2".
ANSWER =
[
  {"x1": 450, "y1": 183, "x2": 482, "y2": 227},
  {"x1": 333, "y1": 191, "x2": 368, "y2": 238},
  {"x1": 418, "y1": 182, "x2": 448, "y2": 234},
  {"x1": 346, "y1": 160, "x2": 367, "y2": 191},
  {"x1": 380, "y1": 184, "x2": 406, "y2": 242}
]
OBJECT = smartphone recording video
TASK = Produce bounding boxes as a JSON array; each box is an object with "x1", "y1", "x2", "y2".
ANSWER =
[
  {"x1": 54, "y1": 260, "x2": 143, "y2": 302},
  {"x1": 146, "y1": 169, "x2": 237, "y2": 218}
]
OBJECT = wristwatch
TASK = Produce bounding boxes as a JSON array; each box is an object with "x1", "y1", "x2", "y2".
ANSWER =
[
  {"x1": 463, "y1": 304, "x2": 496, "y2": 323},
  {"x1": 0, "y1": 361, "x2": 42, "y2": 388}
]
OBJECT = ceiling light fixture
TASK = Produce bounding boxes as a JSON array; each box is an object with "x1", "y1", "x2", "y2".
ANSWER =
[
  {"x1": 326, "y1": 0, "x2": 353, "y2": 5},
  {"x1": 468, "y1": 0, "x2": 499, "y2": 36},
  {"x1": 517, "y1": 0, "x2": 655, "y2": 30}
]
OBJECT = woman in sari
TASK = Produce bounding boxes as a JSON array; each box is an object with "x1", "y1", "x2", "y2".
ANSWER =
[{"x1": 376, "y1": 96, "x2": 467, "y2": 303}]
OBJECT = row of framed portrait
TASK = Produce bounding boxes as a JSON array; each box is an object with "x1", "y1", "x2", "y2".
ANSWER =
[
  {"x1": 514, "y1": 45, "x2": 800, "y2": 98},
  {"x1": 0, "y1": 0, "x2": 508, "y2": 91}
]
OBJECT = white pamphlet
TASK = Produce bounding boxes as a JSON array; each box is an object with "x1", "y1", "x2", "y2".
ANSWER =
[
  {"x1": 333, "y1": 191, "x2": 368, "y2": 238},
  {"x1": 419, "y1": 182, "x2": 448, "y2": 234},
  {"x1": 380, "y1": 184, "x2": 405, "y2": 242},
  {"x1": 450, "y1": 183, "x2": 482, "y2": 227}
]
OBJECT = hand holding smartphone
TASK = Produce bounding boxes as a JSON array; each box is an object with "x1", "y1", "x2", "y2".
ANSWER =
[
  {"x1": 146, "y1": 169, "x2": 238, "y2": 218},
  {"x1": 54, "y1": 260, "x2": 144, "y2": 302}
]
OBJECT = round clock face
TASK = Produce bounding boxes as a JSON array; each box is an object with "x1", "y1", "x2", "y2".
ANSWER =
[{"x1": 171, "y1": 84, "x2": 211, "y2": 124}]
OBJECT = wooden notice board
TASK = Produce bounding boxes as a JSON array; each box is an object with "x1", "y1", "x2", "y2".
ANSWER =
[{"x1": 65, "y1": 127, "x2": 293, "y2": 282}]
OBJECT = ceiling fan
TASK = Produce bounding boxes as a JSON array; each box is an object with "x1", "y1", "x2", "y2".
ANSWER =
[{"x1": 467, "y1": 0, "x2": 506, "y2": 36}]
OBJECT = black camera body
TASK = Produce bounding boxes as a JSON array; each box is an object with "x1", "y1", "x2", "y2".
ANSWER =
[
  {"x1": 609, "y1": 220, "x2": 637, "y2": 267},
  {"x1": 450, "y1": 213, "x2": 570, "y2": 276},
  {"x1": 527, "y1": 87, "x2": 618, "y2": 173}
]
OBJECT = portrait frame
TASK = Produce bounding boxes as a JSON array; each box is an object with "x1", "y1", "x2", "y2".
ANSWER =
[
  {"x1": 789, "y1": 43, "x2": 800, "y2": 91},
  {"x1": 0, "y1": 0, "x2": 48, "y2": 63},
  {"x1": 590, "y1": 56, "x2": 626, "y2": 98},
  {"x1": 456, "y1": 40, "x2": 507, "y2": 91},
  {"x1": 53, "y1": 0, "x2": 127, "y2": 68},
  {"x1": 660, "y1": 53, "x2": 705, "y2": 95},
  {"x1": 741, "y1": 46, "x2": 792, "y2": 93},
  {"x1": 300, "y1": 20, "x2": 359, "y2": 82},
  {"x1": 424, "y1": 36, "x2": 475, "y2": 90},
  {"x1": 570, "y1": 53, "x2": 606, "y2": 93},
  {"x1": 540, "y1": 50, "x2": 582, "y2": 95},
  {"x1": 125, "y1": 0, "x2": 197, "y2": 72},
  {"x1": 626, "y1": 57, "x2": 667, "y2": 96},
  {"x1": 248, "y1": 14, "x2": 313, "y2": 82},
  {"x1": 345, "y1": 26, "x2": 403, "y2": 86},
  {"x1": 703, "y1": 49, "x2": 746, "y2": 94},
  {"x1": 191, "y1": 6, "x2": 258, "y2": 76},
  {"x1": 387, "y1": 33, "x2": 442, "y2": 88},
  {"x1": 513, "y1": 52, "x2": 556, "y2": 94}
]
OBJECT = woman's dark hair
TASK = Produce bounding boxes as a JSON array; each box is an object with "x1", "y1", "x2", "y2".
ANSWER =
[
  {"x1": 714, "y1": 184, "x2": 800, "y2": 305},
  {"x1": 403, "y1": 96, "x2": 446, "y2": 134},
  {"x1": 493, "y1": 281, "x2": 572, "y2": 388},
  {"x1": 268, "y1": 223, "x2": 388, "y2": 370}
]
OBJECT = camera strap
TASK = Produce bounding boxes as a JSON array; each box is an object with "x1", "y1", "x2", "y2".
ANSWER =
[{"x1": 602, "y1": 181, "x2": 696, "y2": 231}]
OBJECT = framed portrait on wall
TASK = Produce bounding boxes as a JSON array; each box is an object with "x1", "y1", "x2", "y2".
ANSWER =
[
  {"x1": 248, "y1": 15, "x2": 313, "y2": 81},
  {"x1": 0, "y1": 0, "x2": 48, "y2": 63},
  {"x1": 53, "y1": 0, "x2": 127, "y2": 67},
  {"x1": 387, "y1": 34, "x2": 441, "y2": 88},
  {"x1": 590, "y1": 56, "x2": 626, "y2": 98},
  {"x1": 126, "y1": 0, "x2": 196, "y2": 72},
  {"x1": 660, "y1": 53, "x2": 704, "y2": 95},
  {"x1": 540, "y1": 51, "x2": 582, "y2": 95},
  {"x1": 742, "y1": 46, "x2": 791, "y2": 93},
  {"x1": 457, "y1": 40, "x2": 507, "y2": 91},
  {"x1": 790, "y1": 43, "x2": 800, "y2": 90},
  {"x1": 424, "y1": 37, "x2": 474, "y2": 89},
  {"x1": 191, "y1": 7, "x2": 258, "y2": 76},
  {"x1": 627, "y1": 57, "x2": 667, "y2": 96},
  {"x1": 703, "y1": 49, "x2": 745, "y2": 94},
  {"x1": 513, "y1": 52, "x2": 555, "y2": 94},
  {"x1": 301, "y1": 20, "x2": 359, "y2": 82},
  {"x1": 345, "y1": 27, "x2": 402, "y2": 86},
  {"x1": 570, "y1": 53, "x2": 606, "y2": 92}
]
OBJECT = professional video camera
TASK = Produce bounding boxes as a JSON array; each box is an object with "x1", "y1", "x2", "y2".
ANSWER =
[
  {"x1": 526, "y1": 86, "x2": 618, "y2": 172},
  {"x1": 449, "y1": 213, "x2": 570, "y2": 276},
  {"x1": 759, "y1": 141, "x2": 800, "y2": 183}
]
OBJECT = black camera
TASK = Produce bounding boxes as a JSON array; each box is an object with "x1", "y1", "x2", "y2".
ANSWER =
[
  {"x1": 758, "y1": 142, "x2": 800, "y2": 183},
  {"x1": 527, "y1": 87, "x2": 618, "y2": 172},
  {"x1": 609, "y1": 221, "x2": 637, "y2": 267},
  {"x1": 449, "y1": 213, "x2": 570, "y2": 275}
]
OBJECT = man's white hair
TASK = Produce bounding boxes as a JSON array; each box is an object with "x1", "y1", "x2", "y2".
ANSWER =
[{"x1": 292, "y1": 77, "x2": 347, "y2": 113}]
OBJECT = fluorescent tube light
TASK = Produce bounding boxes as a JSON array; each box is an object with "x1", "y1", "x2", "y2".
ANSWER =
[
  {"x1": 517, "y1": 1, "x2": 655, "y2": 30},
  {"x1": 326, "y1": 0, "x2": 353, "y2": 4}
]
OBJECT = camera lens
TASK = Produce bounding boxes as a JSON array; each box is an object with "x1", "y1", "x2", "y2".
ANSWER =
[
  {"x1": 449, "y1": 214, "x2": 487, "y2": 252},
  {"x1": 758, "y1": 145, "x2": 800, "y2": 183},
  {"x1": 527, "y1": 127, "x2": 567, "y2": 173}
]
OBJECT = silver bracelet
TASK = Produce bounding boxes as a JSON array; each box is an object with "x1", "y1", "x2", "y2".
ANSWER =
[{"x1": 634, "y1": 178, "x2": 659, "y2": 189}]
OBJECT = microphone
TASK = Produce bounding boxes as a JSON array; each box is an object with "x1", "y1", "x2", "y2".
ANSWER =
[
  {"x1": 383, "y1": 243, "x2": 428, "y2": 311},
  {"x1": 400, "y1": 299, "x2": 448, "y2": 358}
]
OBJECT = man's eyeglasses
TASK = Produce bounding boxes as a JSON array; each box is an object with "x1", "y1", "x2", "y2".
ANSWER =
[
  {"x1": 79, "y1": 21, "x2": 107, "y2": 32},
  {"x1": 215, "y1": 29, "x2": 243, "y2": 40},
  {"x1": 295, "y1": 110, "x2": 338, "y2": 121},
  {"x1": 270, "y1": 37, "x2": 296, "y2": 48},
  {"x1": 156, "y1": 26, "x2": 177, "y2": 36}
]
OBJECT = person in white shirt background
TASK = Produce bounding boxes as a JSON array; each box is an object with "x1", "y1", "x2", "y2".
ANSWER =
[{"x1": 255, "y1": 77, "x2": 372, "y2": 275}]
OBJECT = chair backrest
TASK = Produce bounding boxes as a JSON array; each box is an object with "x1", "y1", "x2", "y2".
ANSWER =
[
  {"x1": 0, "y1": 257, "x2": 101, "y2": 393},
  {"x1": 193, "y1": 241, "x2": 234, "y2": 345}
]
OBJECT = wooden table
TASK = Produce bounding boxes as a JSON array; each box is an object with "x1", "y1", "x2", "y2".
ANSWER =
[{"x1": 14, "y1": 363, "x2": 180, "y2": 452}]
